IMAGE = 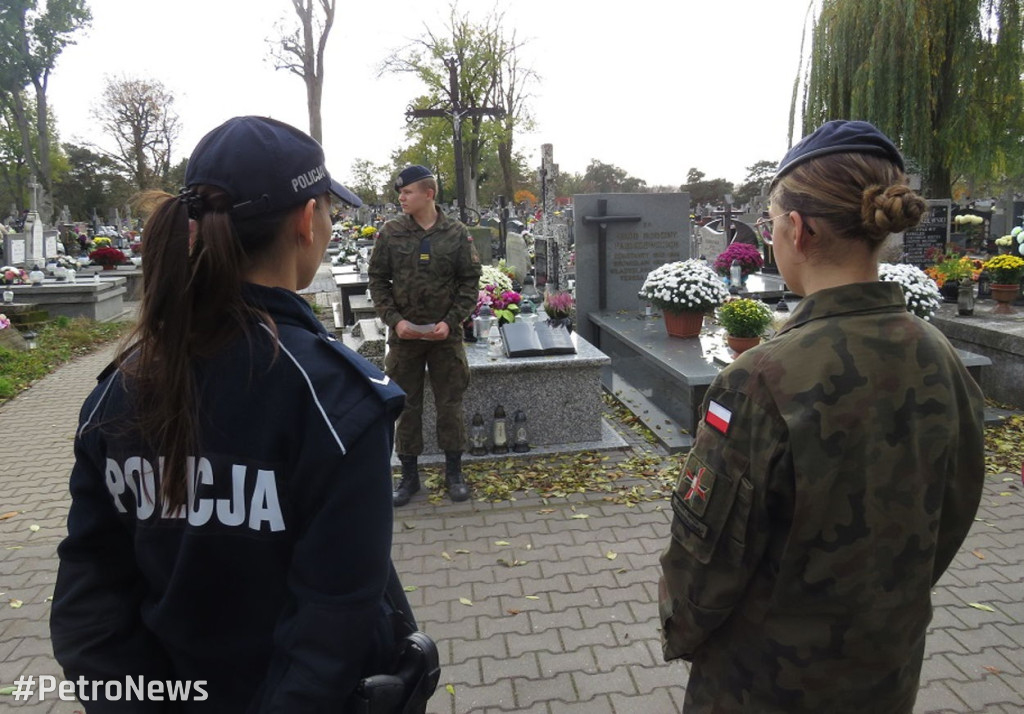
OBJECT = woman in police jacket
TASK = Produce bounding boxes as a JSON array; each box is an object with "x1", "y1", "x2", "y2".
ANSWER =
[{"x1": 51, "y1": 117, "x2": 412, "y2": 712}]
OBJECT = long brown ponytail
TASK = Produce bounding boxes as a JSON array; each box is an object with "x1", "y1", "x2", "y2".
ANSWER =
[{"x1": 116, "y1": 187, "x2": 289, "y2": 511}]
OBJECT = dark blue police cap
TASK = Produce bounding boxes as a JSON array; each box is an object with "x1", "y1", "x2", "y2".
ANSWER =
[
  {"x1": 394, "y1": 165, "x2": 435, "y2": 192},
  {"x1": 185, "y1": 116, "x2": 362, "y2": 216},
  {"x1": 771, "y1": 120, "x2": 905, "y2": 188}
]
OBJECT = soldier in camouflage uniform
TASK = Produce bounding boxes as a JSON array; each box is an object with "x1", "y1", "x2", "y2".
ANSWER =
[
  {"x1": 368, "y1": 165, "x2": 482, "y2": 505},
  {"x1": 659, "y1": 121, "x2": 985, "y2": 713}
]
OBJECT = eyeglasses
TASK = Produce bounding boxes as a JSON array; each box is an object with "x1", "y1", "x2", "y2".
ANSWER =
[{"x1": 754, "y1": 211, "x2": 816, "y2": 245}]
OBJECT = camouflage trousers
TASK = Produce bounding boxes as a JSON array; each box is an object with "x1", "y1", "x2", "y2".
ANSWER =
[{"x1": 385, "y1": 337, "x2": 470, "y2": 456}]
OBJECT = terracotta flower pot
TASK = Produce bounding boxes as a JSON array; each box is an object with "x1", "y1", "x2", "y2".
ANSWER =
[
  {"x1": 663, "y1": 310, "x2": 704, "y2": 338},
  {"x1": 726, "y1": 335, "x2": 761, "y2": 355},
  {"x1": 990, "y1": 284, "x2": 1020, "y2": 315},
  {"x1": 101, "y1": 264, "x2": 116, "y2": 271}
]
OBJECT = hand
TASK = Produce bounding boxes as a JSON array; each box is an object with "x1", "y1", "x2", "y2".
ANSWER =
[
  {"x1": 428, "y1": 321, "x2": 450, "y2": 341},
  {"x1": 394, "y1": 320, "x2": 418, "y2": 340}
]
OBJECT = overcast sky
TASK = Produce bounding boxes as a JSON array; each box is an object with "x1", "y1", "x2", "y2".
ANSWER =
[{"x1": 47, "y1": 0, "x2": 816, "y2": 189}]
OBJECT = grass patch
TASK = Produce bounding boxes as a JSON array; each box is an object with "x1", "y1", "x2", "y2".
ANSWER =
[{"x1": 0, "y1": 317, "x2": 133, "y2": 403}]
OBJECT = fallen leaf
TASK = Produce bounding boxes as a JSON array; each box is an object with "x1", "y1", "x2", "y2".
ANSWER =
[
  {"x1": 506, "y1": 608, "x2": 521, "y2": 615},
  {"x1": 0, "y1": 511, "x2": 19, "y2": 521},
  {"x1": 984, "y1": 665, "x2": 1001, "y2": 674},
  {"x1": 9, "y1": 599, "x2": 23, "y2": 609},
  {"x1": 525, "y1": 544, "x2": 532, "y2": 550},
  {"x1": 402, "y1": 521, "x2": 416, "y2": 530},
  {"x1": 971, "y1": 550, "x2": 986, "y2": 560},
  {"x1": 999, "y1": 492, "x2": 1012, "y2": 497},
  {"x1": 44, "y1": 596, "x2": 53, "y2": 602},
  {"x1": 5, "y1": 546, "x2": 21, "y2": 551},
  {"x1": 0, "y1": 686, "x2": 16, "y2": 696},
  {"x1": 968, "y1": 602, "x2": 996, "y2": 612},
  {"x1": 497, "y1": 557, "x2": 527, "y2": 568},
  {"x1": 606, "y1": 551, "x2": 618, "y2": 560},
  {"x1": 525, "y1": 595, "x2": 540, "y2": 600},
  {"x1": 446, "y1": 684, "x2": 456, "y2": 696},
  {"x1": 494, "y1": 540, "x2": 510, "y2": 546},
  {"x1": 458, "y1": 597, "x2": 473, "y2": 606},
  {"x1": 403, "y1": 585, "x2": 418, "y2": 592},
  {"x1": 536, "y1": 508, "x2": 555, "y2": 514},
  {"x1": 441, "y1": 552, "x2": 452, "y2": 561},
  {"x1": 571, "y1": 513, "x2": 589, "y2": 519},
  {"x1": 615, "y1": 568, "x2": 628, "y2": 574},
  {"x1": 454, "y1": 549, "x2": 470, "y2": 554},
  {"x1": 28, "y1": 524, "x2": 40, "y2": 533}
]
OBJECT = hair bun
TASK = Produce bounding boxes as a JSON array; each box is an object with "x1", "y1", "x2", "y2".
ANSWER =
[{"x1": 861, "y1": 184, "x2": 926, "y2": 238}]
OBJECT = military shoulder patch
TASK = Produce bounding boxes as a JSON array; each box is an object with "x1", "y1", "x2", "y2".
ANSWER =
[{"x1": 705, "y1": 400, "x2": 732, "y2": 435}]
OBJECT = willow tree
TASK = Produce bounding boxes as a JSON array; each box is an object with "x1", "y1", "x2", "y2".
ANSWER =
[{"x1": 801, "y1": 0, "x2": 1024, "y2": 197}]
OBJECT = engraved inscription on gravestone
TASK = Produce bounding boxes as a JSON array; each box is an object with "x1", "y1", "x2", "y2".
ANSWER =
[
  {"x1": 574, "y1": 192, "x2": 690, "y2": 343},
  {"x1": 903, "y1": 199, "x2": 950, "y2": 268}
]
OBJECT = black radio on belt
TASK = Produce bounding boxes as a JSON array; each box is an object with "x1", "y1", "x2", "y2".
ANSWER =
[{"x1": 418, "y1": 236, "x2": 431, "y2": 266}]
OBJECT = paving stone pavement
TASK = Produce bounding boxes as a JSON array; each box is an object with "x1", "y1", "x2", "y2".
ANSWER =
[{"x1": 1, "y1": 329, "x2": 1022, "y2": 712}]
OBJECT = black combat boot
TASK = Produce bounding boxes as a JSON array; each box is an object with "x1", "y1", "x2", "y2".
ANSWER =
[
  {"x1": 444, "y1": 451, "x2": 470, "y2": 502},
  {"x1": 394, "y1": 455, "x2": 420, "y2": 507}
]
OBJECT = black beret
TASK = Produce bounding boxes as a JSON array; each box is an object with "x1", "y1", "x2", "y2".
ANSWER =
[
  {"x1": 771, "y1": 120, "x2": 905, "y2": 188},
  {"x1": 394, "y1": 165, "x2": 434, "y2": 191}
]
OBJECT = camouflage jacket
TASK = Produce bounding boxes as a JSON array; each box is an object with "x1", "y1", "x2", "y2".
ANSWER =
[
  {"x1": 368, "y1": 207, "x2": 481, "y2": 340},
  {"x1": 659, "y1": 281, "x2": 985, "y2": 713}
]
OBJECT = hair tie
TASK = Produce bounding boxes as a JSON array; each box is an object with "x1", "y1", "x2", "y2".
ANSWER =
[{"x1": 178, "y1": 187, "x2": 204, "y2": 220}]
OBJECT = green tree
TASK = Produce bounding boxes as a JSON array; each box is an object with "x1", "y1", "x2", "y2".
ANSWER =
[
  {"x1": 733, "y1": 159, "x2": 776, "y2": 206},
  {"x1": 0, "y1": 0, "x2": 92, "y2": 222},
  {"x1": 381, "y1": 3, "x2": 531, "y2": 211},
  {"x1": 682, "y1": 167, "x2": 734, "y2": 206},
  {"x1": 347, "y1": 158, "x2": 390, "y2": 205},
  {"x1": 52, "y1": 143, "x2": 133, "y2": 223},
  {"x1": 579, "y1": 159, "x2": 647, "y2": 193},
  {"x1": 801, "y1": 0, "x2": 1024, "y2": 197}
]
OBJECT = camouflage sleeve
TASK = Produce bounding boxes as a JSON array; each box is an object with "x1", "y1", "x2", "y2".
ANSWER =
[
  {"x1": 931, "y1": 369, "x2": 986, "y2": 584},
  {"x1": 367, "y1": 227, "x2": 403, "y2": 329},
  {"x1": 441, "y1": 226, "x2": 482, "y2": 332},
  {"x1": 658, "y1": 385, "x2": 786, "y2": 661}
]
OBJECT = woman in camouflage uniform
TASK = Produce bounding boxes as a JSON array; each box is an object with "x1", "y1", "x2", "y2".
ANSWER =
[{"x1": 659, "y1": 120, "x2": 985, "y2": 713}]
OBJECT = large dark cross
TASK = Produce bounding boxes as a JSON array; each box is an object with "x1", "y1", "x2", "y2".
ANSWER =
[
  {"x1": 406, "y1": 57, "x2": 505, "y2": 225},
  {"x1": 582, "y1": 199, "x2": 641, "y2": 310}
]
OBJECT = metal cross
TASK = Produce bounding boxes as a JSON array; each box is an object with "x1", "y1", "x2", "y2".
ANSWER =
[{"x1": 405, "y1": 57, "x2": 505, "y2": 224}]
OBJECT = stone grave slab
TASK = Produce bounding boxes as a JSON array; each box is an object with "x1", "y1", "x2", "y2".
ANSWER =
[
  {"x1": 6, "y1": 277, "x2": 128, "y2": 322},
  {"x1": 417, "y1": 331, "x2": 617, "y2": 455}
]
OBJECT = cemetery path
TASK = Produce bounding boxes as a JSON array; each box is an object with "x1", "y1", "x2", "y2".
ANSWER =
[{"x1": 0, "y1": 326, "x2": 1022, "y2": 712}]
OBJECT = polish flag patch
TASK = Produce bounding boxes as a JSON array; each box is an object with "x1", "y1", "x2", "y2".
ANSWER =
[{"x1": 706, "y1": 400, "x2": 732, "y2": 435}]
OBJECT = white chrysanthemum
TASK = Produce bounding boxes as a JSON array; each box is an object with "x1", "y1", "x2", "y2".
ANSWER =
[
  {"x1": 639, "y1": 259, "x2": 729, "y2": 312},
  {"x1": 878, "y1": 262, "x2": 942, "y2": 320}
]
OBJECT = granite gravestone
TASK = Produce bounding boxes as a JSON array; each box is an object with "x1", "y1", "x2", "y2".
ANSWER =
[
  {"x1": 3, "y1": 233, "x2": 26, "y2": 266},
  {"x1": 505, "y1": 231, "x2": 529, "y2": 283},
  {"x1": 574, "y1": 192, "x2": 691, "y2": 343},
  {"x1": 903, "y1": 199, "x2": 950, "y2": 268}
]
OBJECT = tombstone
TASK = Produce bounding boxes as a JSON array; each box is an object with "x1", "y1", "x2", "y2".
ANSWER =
[
  {"x1": 467, "y1": 226, "x2": 493, "y2": 265},
  {"x1": 902, "y1": 199, "x2": 951, "y2": 268},
  {"x1": 24, "y1": 213, "x2": 46, "y2": 267},
  {"x1": 574, "y1": 192, "x2": 691, "y2": 343},
  {"x1": 505, "y1": 231, "x2": 529, "y2": 283},
  {"x1": 533, "y1": 236, "x2": 549, "y2": 289},
  {"x1": 3, "y1": 232, "x2": 26, "y2": 267}
]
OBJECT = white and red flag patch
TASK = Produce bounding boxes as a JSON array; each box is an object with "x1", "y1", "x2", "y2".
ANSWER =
[{"x1": 705, "y1": 400, "x2": 732, "y2": 435}]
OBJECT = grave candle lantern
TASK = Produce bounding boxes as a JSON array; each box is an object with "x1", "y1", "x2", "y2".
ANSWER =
[
  {"x1": 469, "y1": 413, "x2": 488, "y2": 456},
  {"x1": 512, "y1": 410, "x2": 530, "y2": 453},
  {"x1": 491, "y1": 405, "x2": 509, "y2": 454},
  {"x1": 23, "y1": 330, "x2": 37, "y2": 350}
]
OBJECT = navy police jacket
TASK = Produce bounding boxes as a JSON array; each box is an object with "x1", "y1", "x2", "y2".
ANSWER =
[{"x1": 50, "y1": 284, "x2": 407, "y2": 712}]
